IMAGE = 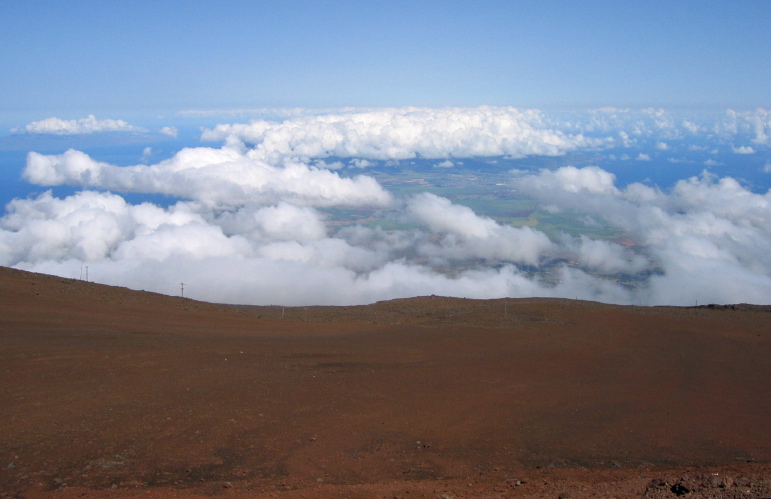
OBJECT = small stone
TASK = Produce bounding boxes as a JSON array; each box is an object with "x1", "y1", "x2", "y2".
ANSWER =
[
  {"x1": 315, "y1": 478, "x2": 324, "y2": 483},
  {"x1": 647, "y1": 477, "x2": 667, "y2": 488},
  {"x1": 670, "y1": 482, "x2": 690, "y2": 496},
  {"x1": 223, "y1": 481, "x2": 233, "y2": 489}
]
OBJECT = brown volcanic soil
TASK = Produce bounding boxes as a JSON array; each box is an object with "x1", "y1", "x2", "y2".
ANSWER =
[{"x1": 1, "y1": 266, "x2": 770, "y2": 498}]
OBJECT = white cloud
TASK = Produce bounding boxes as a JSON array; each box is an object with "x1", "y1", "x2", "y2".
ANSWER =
[
  {"x1": 636, "y1": 153, "x2": 651, "y2": 161},
  {"x1": 200, "y1": 107, "x2": 605, "y2": 163},
  {"x1": 0, "y1": 190, "x2": 248, "y2": 265},
  {"x1": 0, "y1": 185, "x2": 632, "y2": 306},
  {"x1": 511, "y1": 166, "x2": 771, "y2": 305},
  {"x1": 407, "y1": 193, "x2": 554, "y2": 266},
  {"x1": 732, "y1": 145, "x2": 756, "y2": 154},
  {"x1": 721, "y1": 108, "x2": 770, "y2": 145},
  {"x1": 212, "y1": 202, "x2": 328, "y2": 243},
  {"x1": 312, "y1": 159, "x2": 344, "y2": 170},
  {"x1": 682, "y1": 120, "x2": 701, "y2": 134},
  {"x1": 13, "y1": 115, "x2": 146, "y2": 134},
  {"x1": 434, "y1": 160, "x2": 454, "y2": 168},
  {"x1": 571, "y1": 235, "x2": 649, "y2": 274},
  {"x1": 23, "y1": 147, "x2": 393, "y2": 208},
  {"x1": 511, "y1": 165, "x2": 620, "y2": 196},
  {"x1": 349, "y1": 159, "x2": 373, "y2": 168},
  {"x1": 158, "y1": 126, "x2": 179, "y2": 138}
]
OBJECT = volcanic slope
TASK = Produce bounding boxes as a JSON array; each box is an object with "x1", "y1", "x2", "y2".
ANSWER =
[{"x1": 1, "y1": 265, "x2": 770, "y2": 498}]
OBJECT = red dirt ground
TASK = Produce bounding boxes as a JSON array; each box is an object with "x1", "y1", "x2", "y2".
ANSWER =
[{"x1": 1, "y1": 266, "x2": 770, "y2": 498}]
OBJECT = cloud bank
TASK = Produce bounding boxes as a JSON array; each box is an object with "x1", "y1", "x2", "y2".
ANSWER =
[
  {"x1": 2, "y1": 107, "x2": 770, "y2": 306},
  {"x1": 511, "y1": 166, "x2": 771, "y2": 305},
  {"x1": 201, "y1": 107, "x2": 608, "y2": 163}
]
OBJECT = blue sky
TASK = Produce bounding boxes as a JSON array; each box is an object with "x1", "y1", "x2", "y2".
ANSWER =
[{"x1": 2, "y1": 0, "x2": 769, "y2": 127}]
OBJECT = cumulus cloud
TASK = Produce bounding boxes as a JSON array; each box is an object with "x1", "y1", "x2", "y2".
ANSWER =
[
  {"x1": 0, "y1": 191, "x2": 248, "y2": 265},
  {"x1": 570, "y1": 235, "x2": 649, "y2": 274},
  {"x1": 511, "y1": 166, "x2": 771, "y2": 305},
  {"x1": 158, "y1": 126, "x2": 179, "y2": 138},
  {"x1": 23, "y1": 147, "x2": 393, "y2": 208},
  {"x1": 349, "y1": 159, "x2": 374, "y2": 168},
  {"x1": 732, "y1": 145, "x2": 756, "y2": 154},
  {"x1": 407, "y1": 193, "x2": 554, "y2": 266},
  {"x1": 547, "y1": 108, "x2": 771, "y2": 157},
  {"x1": 512, "y1": 165, "x2": 620, "y2": 196},
  {"x1": 200, "y1": 107, "x2": 606, "y2": 163},
  {"x1": 13, "y1": 115, "x2": 146, "y2": 134},
  {"x1": 721, "y1": 108, "x2": 770, "y2": 145}
]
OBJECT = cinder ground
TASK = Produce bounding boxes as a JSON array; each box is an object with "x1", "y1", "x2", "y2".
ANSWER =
[{"x1": 1, "y1": 266, "x2": 770, "y2": 498}]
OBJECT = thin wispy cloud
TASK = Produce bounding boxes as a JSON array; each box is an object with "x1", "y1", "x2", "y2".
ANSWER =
[{"x1": 12, "y1": 115, "x2": 146, "y2": 135}]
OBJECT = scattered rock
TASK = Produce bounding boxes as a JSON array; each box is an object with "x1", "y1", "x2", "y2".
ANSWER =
[
  {"x1": 708, "y1": 475, "x2": 722, "y2": 488},
  {"x1": 670, "y1": 481, "x2": 690, "y2": 496},
  {"x1": 647, "y1": 477, "x2": 668, "y2": 489}
]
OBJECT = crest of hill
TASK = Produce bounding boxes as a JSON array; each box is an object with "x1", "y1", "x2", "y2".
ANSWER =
[{"x1": 1, "y1": 265, "x2": 769, "y2": 335}]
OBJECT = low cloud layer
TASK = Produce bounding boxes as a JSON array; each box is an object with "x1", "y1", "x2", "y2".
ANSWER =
[
  {"x1": 0, "y1": 183, "x2": 642, "y2": 305},
  {"x1": 549, "y1": 107, "x2": 771, "y2": 152},
  {"x1": 511, "y1": 166, "x2": 771, "y2": 305},
  {"x1": 2, "y1": 107, "x2": 770, "y2": 306}
]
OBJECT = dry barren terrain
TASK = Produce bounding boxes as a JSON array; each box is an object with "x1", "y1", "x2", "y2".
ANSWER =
[{"x1": 1, "y1": 266, "x2": 770, "y2": 498}]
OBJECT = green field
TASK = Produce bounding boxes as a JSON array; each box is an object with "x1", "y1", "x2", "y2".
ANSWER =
[{"x1": 336, "y1": 163, "x2": 627, "y2": 242}]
